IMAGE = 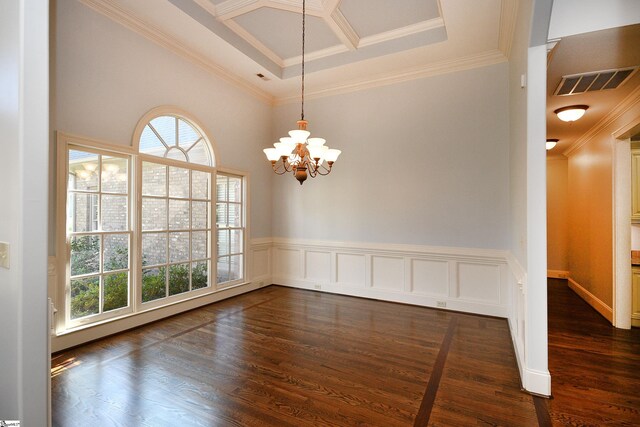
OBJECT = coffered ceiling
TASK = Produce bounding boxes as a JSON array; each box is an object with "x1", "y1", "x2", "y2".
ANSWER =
[{"x1": 79, "y1": 0, "x2": 517, "y2": 103}]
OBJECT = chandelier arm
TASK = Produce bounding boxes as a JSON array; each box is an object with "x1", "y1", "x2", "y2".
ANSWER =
[
  {"x1": 314, "y1": 163, "x2": 332, "y2": 175},
  {"x1": 272, "y1": 161, "x2": 291, "y2": 175}
]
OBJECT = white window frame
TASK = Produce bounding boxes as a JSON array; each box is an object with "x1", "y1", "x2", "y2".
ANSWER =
[
  {"x1": 216, "y1": 170, "x2": 248, "y2": 288},
  {"x1": 55, "y1": 107, "x2": 250, "y2": 335}
]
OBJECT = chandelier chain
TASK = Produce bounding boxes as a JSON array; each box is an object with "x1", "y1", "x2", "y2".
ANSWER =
[{"x1": 301, "y1": 0, "x2": 305, "y2": 121}]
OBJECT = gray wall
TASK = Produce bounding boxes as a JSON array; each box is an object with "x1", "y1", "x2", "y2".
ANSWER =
[
  {"x1": 272, "y1": 63, "x2": 511, "y2": 249},
  {"x1": 53, "y1": 0, "x2": 274, "y2": 254}
]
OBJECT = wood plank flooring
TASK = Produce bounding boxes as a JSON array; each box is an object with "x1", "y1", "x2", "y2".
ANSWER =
[
  {"x1": 52, "y1": 286, "x2": 537, "y2": 426},
  {"x1": 542, "y1": 279, "x2": 640, "y2": 426}
]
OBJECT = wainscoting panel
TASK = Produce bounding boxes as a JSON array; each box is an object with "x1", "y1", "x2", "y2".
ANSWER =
[
  {"x1": 411, "y1": 258, "x2": 449, "y2": 296},
  {"x1": 271, "y1": 238, "x2": 510, "y2": 317},
  {"x1": 305, "y1": 251, "x2": 331, "y2": 283},
  {"x1": 335, "y1": 253, "x2": 367, "y2": 288},
  {"x1": 371, "y1": 255, "x2": 404, "y2": 291},
  {"x1": 458, "y1": 262, "x2": 501, "y2": 303},
  {"x1": 275, "y1": 248, "x2": 302, "y2": 278}
]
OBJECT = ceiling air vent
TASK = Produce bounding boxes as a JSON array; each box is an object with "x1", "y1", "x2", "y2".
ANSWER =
[{"x1": 554, "y1": 66, "x2": 638, "y2": 96}]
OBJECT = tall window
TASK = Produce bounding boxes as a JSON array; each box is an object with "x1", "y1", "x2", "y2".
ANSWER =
[
  {"x1": 60, "y1": 110, "x2": 247, "y2": 331},
  {"x1": 216, "y1": 173, "x2": 244, "y2": 285},
  {"x1": 139, "y1": 115, "x2": 214, "y2": 306},
  {"x1": 66, "y1": 149, "x2": 131, "y2": 325}
]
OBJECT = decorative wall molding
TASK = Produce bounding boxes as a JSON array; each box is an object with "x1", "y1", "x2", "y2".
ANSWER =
[
  {"x1": 78, "y1": 0, "x2": 274, "y2": 104},
  {"x1": 564, "y1": 84, "x2": 640, "y2": 157},
  {"x1": 505, "y1": 252, "x2": 527, "y2": 391},
  {"x1": 567, "y1": 277, "x2": 614, "y2": 322},
  {"x1": 274, "y1": 49, "x2": 508, "y2": 105},
  {"x1": 269, "y1": 237, "x2": 510, "y2": 318}
]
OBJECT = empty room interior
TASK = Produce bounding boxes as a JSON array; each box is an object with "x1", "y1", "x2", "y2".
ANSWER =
[{"x1": 1, "y1": 0, "x2": 640, "y2": 425}]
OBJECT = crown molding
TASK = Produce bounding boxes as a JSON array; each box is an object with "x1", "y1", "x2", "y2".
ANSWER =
[
  {"x1": 563, "y1": 84, "x2": 640, "y2": 157},
  {"x1": 498, "y1": 0, "x2": 518, "y2": 58},
  {"x1": 274, "y1": 49, "x2": 508, "y2": 105},
  {"x1": 78, "y1": 0, "x2": 274, "y2": 104}
]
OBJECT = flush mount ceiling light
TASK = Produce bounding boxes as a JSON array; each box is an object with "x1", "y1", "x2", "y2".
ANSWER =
[
  {"x1": 546, "y1": 139, "x2": 558, "y2": 150},
  {"x1": 262, "y1": 0, "x2": 340, "y2": 185},
  {"x1": 554, "y1": 105, "x2": 589, "y2": 122}
]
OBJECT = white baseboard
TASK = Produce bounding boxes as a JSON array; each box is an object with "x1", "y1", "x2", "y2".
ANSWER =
[
  {"x1": 524, "y1": 368, "x2": 552, "y2": 396},
  {"x1": 547, "y1": 269, "x2": 569, "y2": 279},
  {"x1": 567, "y1": 277, "x2": 613, "y2": 322}
]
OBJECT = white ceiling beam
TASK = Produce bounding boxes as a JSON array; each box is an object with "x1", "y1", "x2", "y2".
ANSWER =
[
  {"x1": 222, "y1": 19, "x2": 286, "y2": 67},
  {"x1": 326, "y1": 7, "x2": 359, "y2": 51},
  {"x1": 215, "y1": 0, "x2": 265, "y2": 21},
  {"x1": 358, "y1": 18, "x2": 444, "y2": 49}
]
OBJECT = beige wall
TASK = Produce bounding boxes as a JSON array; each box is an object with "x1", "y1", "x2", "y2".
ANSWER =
[
  {"x1": 566, "y1": 99, "x2": 640, "y2": 317},
  {"x1": 547, "y1": 158, "x2": 569, "y2": 272},
  {"x1": 567, "y1": 136, "x2": 614, "y2": 308}
]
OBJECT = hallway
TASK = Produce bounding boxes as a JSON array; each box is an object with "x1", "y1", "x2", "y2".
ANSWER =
[{"x1": 543, "y1": 279, "x2": 640, "y2": 425}]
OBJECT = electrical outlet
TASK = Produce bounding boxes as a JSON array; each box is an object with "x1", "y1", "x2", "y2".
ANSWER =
[
  {"x1": 436, "y1": 301, "x2": 446, "y2": 308},
  {"x1": 314, "y1": 284, "x2": 321, "y2": 290}
]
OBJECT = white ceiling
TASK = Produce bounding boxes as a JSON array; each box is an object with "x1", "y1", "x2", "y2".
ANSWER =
[{"x1": 79, "y1": 0, "x2": 516, "y2": 103}]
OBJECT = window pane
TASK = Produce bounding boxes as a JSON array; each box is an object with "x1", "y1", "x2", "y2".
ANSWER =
[
  {"x1": 169, "y1": 166, "x2": 189, "y2": 198},
  {"x1": 178, "y1": 119, "x2": 200, "y2": 151},
  {"x1": 217, "y1": 230, "x2": 229, "y2": 256},
  {"x1": 228, "y1": 203, "x2": 241, "y2": 227},
  {"x1": 140, "y1": 125, "x2": 167, "y2": 156},
  {"x1": 142, "y1": 197, "x2": 167, "y2": 231},
  {"x1": 103, "y1": 272, "x2": 128, "y2": 312},
  {"x1": 192, "y1": 201, "x2": 208, "y2": 229},
  {"x1": 216, "y1": 177, "x2": 227, "y2": 201},
  {"x1": 102, "y1": 156, "x2": 128, "y2": 194},
  {"x1": 70, "y1": 276, "x2": 100, "y2": 319},
  {"x1": 192, "y1": 261, "x2": 208, "y2": 290},
  {"x1": 169, "y1": 263, "x2": 189, "y2": 296},
  {"x1": 169, "y1": 232, "x2": 189, "y2": 263},
  {"x1": 142, "y1": 162, "x2": 166, "y2": 197},
  {"x1": 229, "y1": 255, "x2": 242, "y2": 282},
  {"x1": 68, "y1": 150, "x2": 99, "y2": 191},
  {"x1": 216, "y1": 203, "x2": 227, "y2": 228},
  {"x1": 142, "y1": 267, "x2": 166, "y2": 303},
  {"x1": 192, "y1": 170, "x2": 209, "y2": 200},
  {"x1": 150, "y1": 116, "x2": 176, "y2": 147},
  {"x1": 187, "y1": 140, "x2": 211, "y2": 166},
  {"x1": 70, "y1": 193, "x2": 99, "y2": 232},
  {"x1": 230, "y1": 229, "x2": 242, "y2": 255},
  {"x1": 104, "y1": 234, "x2": 129, "y2": 272},
  {"x1": 166, "y1": 148, "x2": 187, "y2": 162},
  {"x1": 142, "y1": 233, "x2": 167, "y2": 266},
  {"x1": 192, "y1": 231, "x2": 208, "y2": 260},
  {"x1": 228, "y1": 177, "x2": 242, "y2": 202},
  {"x1": 217, "y1": 257, "x2": 229, "y2": 284},
  {"x1": 102, "y1": 195, "x2": 128, "y2": 231},
  {"x1": 70, "y1": 235, "x2": 100, "y2": 276},
  {"x1": 168, "y1": 199, "x2": 190, "y2": 230}
]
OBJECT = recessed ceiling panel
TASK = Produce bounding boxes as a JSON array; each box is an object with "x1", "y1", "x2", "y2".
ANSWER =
[
  {"x1": 233, "y1": 7, "x2": 341, "y2": 60},
  {"x1": 339, "y1": 0, "x2": 440, "y2": 38}
]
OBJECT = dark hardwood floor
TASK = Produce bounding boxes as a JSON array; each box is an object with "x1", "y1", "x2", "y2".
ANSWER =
[
  {"x1": 543, "y1": 278, "x2": 640, "y2": 426},
  {"x1": 52, "y1": 286, "x2": 537, "y2": 426},
  {"x1": 51, "y1": 282, "x2": 640, "y2": 426}
]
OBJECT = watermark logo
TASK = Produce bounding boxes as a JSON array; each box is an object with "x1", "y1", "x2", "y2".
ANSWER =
[{"x1": 0, "y1": 421, "x2": 20, "y2": 427}]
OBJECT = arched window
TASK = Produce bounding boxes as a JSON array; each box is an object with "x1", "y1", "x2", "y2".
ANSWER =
[
  {"x1": 60, "y1": 108, "x2": 245, "y2": 330},
  {"x1": 139, "y1": 115, "x2": 212, "y2": 166}
]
